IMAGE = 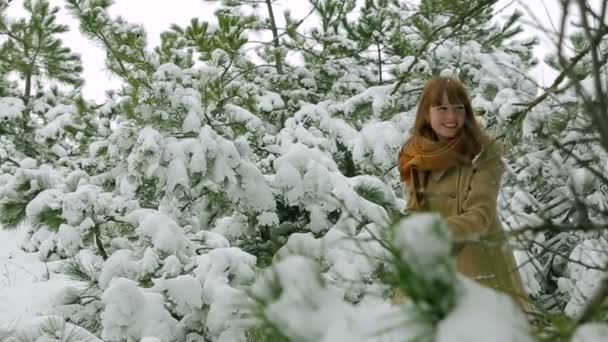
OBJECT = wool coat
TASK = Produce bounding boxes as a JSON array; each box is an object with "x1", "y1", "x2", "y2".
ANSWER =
[{"x1": 405, "y1": 139, "x2": 529, "y2": 306}]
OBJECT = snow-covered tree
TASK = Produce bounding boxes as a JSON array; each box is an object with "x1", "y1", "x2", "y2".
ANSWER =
[
  {"x1": 6, "y1": 0, "x2": 603, "y2": 340},
  {"x1": 0, "y1": 0, "x2": 83, "y2": 162},
  {"x1": 496, "y1": 2, "x2": 608, "y2": 339}
]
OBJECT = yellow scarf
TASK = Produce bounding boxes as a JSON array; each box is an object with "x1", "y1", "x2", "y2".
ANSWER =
[{"x1": 398, "y1": 133, "x2": 480, "y2": 208}]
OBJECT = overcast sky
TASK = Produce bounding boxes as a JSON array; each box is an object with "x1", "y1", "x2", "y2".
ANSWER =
[{"x1": 3, "y1": 0, "x2": 595, "y2": 102}]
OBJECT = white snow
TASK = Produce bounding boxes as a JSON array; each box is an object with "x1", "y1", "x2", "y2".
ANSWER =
[
  {"x1": 572, "y1": 323, "x2": 608, "y2": 342},
  {"x1": 561, "y1": 238, "x2": 608, "y2": 318},
  {"x1": 100, "y1": 277, "x2": 180, "y2": 341},
  {"x1": 153, "y1": 275, "x2": 203, "y2": 316},
  {"x1": 3, "y1": 2, "x2": 606, "y2": 340},
  {"x1": 0, "y1": 226, "x2": 75, "y2": 331},
  {"x1": 436, "y1": 277, "x2": 532, "y2": 342},
  {"x1": 0, "y1": 97, "x2": 25, "y2": 121},
  {"x1": 134, "y1": 212, "x2": 192, "y2": 255}
]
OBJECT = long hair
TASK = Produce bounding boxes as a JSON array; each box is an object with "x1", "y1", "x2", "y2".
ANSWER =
[{"x1": 411, "y1": 76, "x2": 485, "y2": 148}]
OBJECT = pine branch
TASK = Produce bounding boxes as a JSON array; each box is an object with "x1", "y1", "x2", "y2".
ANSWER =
[
  {"x1": 94, "y1": 224, "x2": 107, "y2": 260},
  {"x1": 0, "y1": 194, "x2": 28, "y2": 229},
  {"x1": 390, "y1": 0, "x2": 499, "y2": 95},
  {"x1": 61, "y1": 258, "x2": 98, "y2": 285},
  {"x1": 576, "y1": 277, "x2": 608, "y2": 325},
  {"x1": 31, "y1": 206, "x2": 65, "y2": 231},
  {"x1": 497, "y1": 34, "x2": 608, "y2": 135},
  {"x1": 0, "y1": 156, "x2": 19, "y2": 167}
]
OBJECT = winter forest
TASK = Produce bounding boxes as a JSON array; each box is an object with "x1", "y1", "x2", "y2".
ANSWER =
[{"x1": 1, "y1": 0, "x2": 608, "y2": 340}]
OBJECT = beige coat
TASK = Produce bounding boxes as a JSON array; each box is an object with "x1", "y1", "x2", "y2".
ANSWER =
[{"x1": 405, "y1": 139, "x2": 529, "y2": 307}]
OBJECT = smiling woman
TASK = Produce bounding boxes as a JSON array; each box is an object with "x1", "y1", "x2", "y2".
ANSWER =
[
  {"x1": 429, "y1": 101, "x2": 466, "y2": 140},
  {"x1": 397, "y1": 76, "x2": 530, "y2": 309}
]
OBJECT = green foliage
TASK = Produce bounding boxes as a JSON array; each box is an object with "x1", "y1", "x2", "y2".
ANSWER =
[
  {"x1": 0, "y1": 0, "x2": 83, "y2": 97},
  {"x1": 532, "y1": 312, "x2": 577, "y2": 342},
  {"x1": 0, "y1": 172, "x2": 51, "y2": 229},
  {"x1": 135, "y1": 177, "x2": 161, "y2": 208},
  {"x1": 0, "y1": 0, "x2": 85, "y2": 159},
  {"x1": 420, "y1": 0, "x2": 493, "y2": 20},
  {"x1": 387, "y1": 218, "x2": 458, "y2": 323},
  {"x1": 0, "y1": 193, "x2": 29, "y2": 229},
  {"x1": 335, "y1": 141, "x2": 356, "y2": 177},
  {"x1": 172, "y1": 13, "x2": 254, "y2": 61},
  {"x1": 62, "y1": 258, "x2": 99, "y2": 285},
  {"x1": 354, "y1": 184, "x2": 389, "y2": 207},
  {"x1": 240, "y1": 234, "x2": 287, "y2": 268},
  {"x1": 31, "y1": 207, "x2": 65, "y2": 232},
  {"x1": 156, "y1": 30, "x2": 194, "y2": 68},
  {"x1": 0, "y1": 0, "x2": 563, "y2": 339},
  {"x1": 66, "y1": 0, "x2": 152, "y2": 82},
  {"x1": 245, "y1": 325, "x2": 290, "y2": 342}
]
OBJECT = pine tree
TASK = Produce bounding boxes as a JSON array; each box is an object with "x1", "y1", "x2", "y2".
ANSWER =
[
  {"x1": 0, "y1": 0, "x2": 83, "y2": 160},
  {"x1": 0, "y1": 0, "x2": 574, "y2": 340},
  {"x1": 499, "y1": 30, "x2": 608, "y2": 334},
  {"x1": 0, "y1": 1, "x2": 400, "y2": 337}
]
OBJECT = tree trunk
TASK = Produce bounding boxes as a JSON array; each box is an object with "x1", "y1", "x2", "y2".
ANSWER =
[
  {"x1": 264, "y1": 0, "x2": 284, "y2": 75},
  {"x1": 24, "y1": 72, "x2": 32, "y2": 105},
  {"x1": 376, "y1": 41, "x2": 383, "y2": 84}
]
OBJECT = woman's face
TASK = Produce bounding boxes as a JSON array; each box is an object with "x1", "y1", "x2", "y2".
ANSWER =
[{"x1": 429, "y1": 92, "x2": 466, "y2": 140}]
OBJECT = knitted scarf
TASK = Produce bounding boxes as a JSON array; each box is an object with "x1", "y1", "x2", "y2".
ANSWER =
[{"x1": 398, "y1": 133, "x2": 480, "y2": 208}]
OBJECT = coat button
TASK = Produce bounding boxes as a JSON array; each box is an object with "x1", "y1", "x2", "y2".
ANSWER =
[{"x1": 449, "y1": 192, "x2": 457, "y2": 199}]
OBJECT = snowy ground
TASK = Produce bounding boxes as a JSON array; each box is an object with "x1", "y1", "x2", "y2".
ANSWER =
[{"x1": 0, "y1": 226, "x2": 73, "y2": 329}]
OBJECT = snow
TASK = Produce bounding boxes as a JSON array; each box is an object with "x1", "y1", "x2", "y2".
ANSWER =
[
  {"x1": 140, "y1": 248, "x2": 162, "y2": 274},
  {"x1": 100, "y1": 277, "x2": 180, "y2": 341},
  {"x1": 330, "y1": 85, "x2": 393, "y2": 117},
  {"x1": 211, "y1": 214, "x2": 250, "y2": 241},
  {"x1": 128, "y1": 126, "x2": 163, "y2": 178},
  {"x1": 352, "y1": 120, "x2": 405, "y2": 173},
  {"x1": 0, "y1": 226, "x2": 75, "y2": 331},
  {"x1": 569, "y1": 167, "x2": 595, "y2": 195},
  {"x1": 274, "y1": 143, "x2": 338, "y2": 174},
  {"x1": 572, "y1": 323, "x2": 608, "y2": 342},
  {"x1": 235, "y1": 161, "x2": 276, "y2": 212},
  {"x1": 0, "y1": 97, "x2": 25, "y2": 121},
  {"x1": 98, "y1": 249, "x2": 140, "y2": 289},
  {"x1": 56, "y1": 224, "x2": 85, "y2": 257},
  {"x1": 182, "y1": 110, "x2": 202, "y2": 133},
  {"x1": 436, "y1": 277, "x2": 532, "y2": 342},
  {"x1": 275, "y1": 232, "x2": 323, "y2": 261},
  {"x1": 195, "y1": 248, "x2": 258, "y2": 290},
  {"x1": 62, "y1": 184, "x2": 102, "y2": 225},
  {"x1": 153, "y1": 275, "x2": 203, "y2": 316},
  {"x1": 160, "y1": 254, "x2": 182, "y2": 277},
  {"x1": 36, "y1": 108, "x2": 79, "y2": 143},
  {"x1": 166, "y1": 148, "x2": 191, "y2": 193},
  {"x1": 1, "y1": 316, "x2": 102, "y2": 341},
  {"x1": 249, "y1": 256, "x2": 346, "y2": 341},
  {"x1": 257, "y1": 92, "x2": 285, "y2": 112},
  {"x1": 561, "y1": 238, "x2": 608, "y2": 318},
  {"x1": 513, "y1": 250, "x2": 542, "y2": 297},
  {"x1": 275, "y1": 160, "x2": 304, "y2": 204},
  {"x1": 225, "y1": 104, "x2": 265, "y2": 132},
  {"x1": 393, "y1": 213, "x2": 455, "y2": 285},
  {"x1": 134, "y1": 212, "x2": 192, "y2": 255},
  {"x1": 3, "y1": 1, "x2": 608, "y2": 340},
  {"x1": 19, "y1": 157, "x2": 38, "y2": 169},
  {"x1": 397, "y1": 56, "x2": 430, "y2": 75},
  {"x1": 25, "y1": 189, "x2": 64, "y2": 222}
]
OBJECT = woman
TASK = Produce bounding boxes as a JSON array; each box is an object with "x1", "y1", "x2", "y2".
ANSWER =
[{"x1": 398, "y1": 76, "x2": 529, "y2": 307}]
